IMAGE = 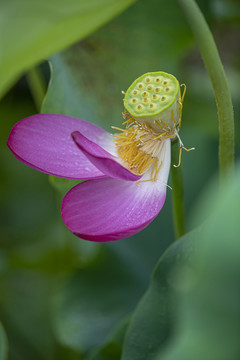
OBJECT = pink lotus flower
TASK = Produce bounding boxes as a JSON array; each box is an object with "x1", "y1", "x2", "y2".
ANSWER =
[
  {"x1": 7, "y1": 71, "x2": 189, "y2": 242},
  {"x1": 7, "y1": 113, "x2": 171, "y2": 242}
]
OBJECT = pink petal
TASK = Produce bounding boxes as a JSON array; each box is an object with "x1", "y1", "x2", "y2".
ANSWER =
[
  {"x1": 72, "y1": 131, "x2": 141, "y2": 181},
  {"x1": 7, "y1": 113, "x2": 114, "y2": 179},
  {"x1": 61, "y1": 178, "x2": 166, "y2": 241},
  {"x1": 61, "y1": 140, "x2": 171, "y2": 241}
]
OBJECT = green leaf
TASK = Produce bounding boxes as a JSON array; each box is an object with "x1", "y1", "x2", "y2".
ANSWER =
[
  {"x1": 0, "y1": 0, "x2": 136, "y2": 98},
  {"x1": 41, "y1": 0, "x2": 194, "y2": 128},
  {"x1": 89, "y1": 316, "x2": 130, "y2": 360},
  {"x1": 0, "y1": 270, "x2": 57, "y2": 360},
  {"x1": 41, "y1": 51, "x2": 106, "y2": 125},
  {"x1": 52, "y1": 245, "x2": 147, "y2": 355},
  {"x1": 0, "y1": 323, "x2": 8, "y2": 360},
  {"x1": 121, "y1": 229, "x2": 201, "y2": 360},
  {"x1": 156, "y1": 166, "x2": 240, "y2": 360}
]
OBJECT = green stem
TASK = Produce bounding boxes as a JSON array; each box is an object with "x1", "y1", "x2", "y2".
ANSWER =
[
  {"x1": 26, "y1": 67, "x2": 46, "y2": 111},
  {"x1": 171, "y1": 141, "x2": 185, "y2": 239},
  {"x1": 177, "y1": 0, "x2": 235, "y2": 185}
]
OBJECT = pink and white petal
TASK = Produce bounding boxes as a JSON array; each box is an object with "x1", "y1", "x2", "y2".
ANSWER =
[
  {"x1": 7, "y1": 113, "x2": 113, "y2": 179},
  {"x1": 61, "y1": 139, "x2": 171, "y2": 241},
  {"x1": 154, "y1": 139, "x2": 171, "y2": 184},
  {"x1": 61, "y1": 178, "x2": 165, "y2": 242},
  {"x1": 72, "y1": 131, "x2": 141, "y2": 181}
]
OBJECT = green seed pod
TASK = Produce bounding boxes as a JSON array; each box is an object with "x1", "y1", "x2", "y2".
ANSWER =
[{"x1": 124, "y1": 71, "x2": 181, "y2": 133}]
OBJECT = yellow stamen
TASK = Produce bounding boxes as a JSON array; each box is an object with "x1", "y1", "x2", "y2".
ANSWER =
[
  {"x1": 114, "y1": 127, "x2": 155, "y2": 175},
  {"x1": 113, "y1": 121, "x2": 166, "y2": 182},
  {"x1": 111, "y1": 126, "x2": 125, "y2": 132},
  {"x1": 177, "y1": 83, "x2": 186, "y2": 129},
  {"x1": 136, "y1": 158, "x2": 165, "y2": 184},
  {"x1": 163, "y1": 134, "x2": 177, "y2": 140},
  {"x1": 173, "y1": 145, "x2": 195, "y2": 168},
  {"x1": 155, "y1": 119, "x2": 171, "y2": 132},
  {"x1": 154, "y1": 131, "x2": 168, "y2": 140},
  {"x1": 122, "y1": 111, "x2": 136, "y2": 126},
  {"x1": 172, "y1": 109, "x2": 176, "y2": 125}
]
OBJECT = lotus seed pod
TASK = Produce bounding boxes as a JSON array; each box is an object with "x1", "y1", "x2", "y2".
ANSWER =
[{"x1": 124, "y1": 72, "x2": 181, "y2": 133}]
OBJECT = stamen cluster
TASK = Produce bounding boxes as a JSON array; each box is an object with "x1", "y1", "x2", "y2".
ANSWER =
[{"x1": 113, "y1": 109, "x2": 171, "y2": 181}]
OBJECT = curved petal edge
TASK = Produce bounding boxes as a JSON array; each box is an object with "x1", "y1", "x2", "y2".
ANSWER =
[
  {"x1": 7, "y1": 113, "x2": 108, "y2": 179},
  {"x1": 71, "y1": 131, "x2": 141, "y2": 181},
  {"x1": 61, "y1": 176, "x2": 167, "y2": 242}
]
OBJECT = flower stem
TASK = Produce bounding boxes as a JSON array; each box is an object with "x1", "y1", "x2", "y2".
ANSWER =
[
  {"x1": 171, "y1": 141, "x2": 185, "y2": 239},
  {"x1": 177, "y1": 0, "x2": 235, "y2": 185},
  {"x1": 26, "y1": 67, "x2": 46, "y2": 112}
]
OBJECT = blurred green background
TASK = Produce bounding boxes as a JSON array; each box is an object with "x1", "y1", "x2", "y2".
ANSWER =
[{"x1": 0, "y1": 0, "x2": 239, "y2": 359}]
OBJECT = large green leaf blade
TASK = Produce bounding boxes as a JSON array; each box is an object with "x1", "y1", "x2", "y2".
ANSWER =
[
  {"x1": 0, "y1": 323, "x2": 8, "y2": 360},
  {"x1": 41, "y1": 0, "x2": 194, "y2": 127},
  {"x1": 156, "y1": 166, "x2": 240, "y2": 360},
  {"x1": 121, "y1": 229, "x2": 200, "y2": 360},
  {"x1": 52, "y1": 246, "x2": 147, "y2": 355},
  {"x1": 89, "y1": 316, "x2": 130, "y2": 360},
  {"x1": 0, "y1": 0, "x2": 136, "y2": 98}
]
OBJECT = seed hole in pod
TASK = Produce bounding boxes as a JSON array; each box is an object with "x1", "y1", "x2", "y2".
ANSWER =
[
  {"x1": 149, "y1": 103, "x2": 155, "y2": 111},
  {"x1": 136, "y1": 104, "x2": 144, "y2": 111},
  {"x1": 155, "y1": 77, "x2": 161, "y2": 83},
  {"x1": 163, "y1": 80, "x2": 168, "y2": 85},
  {"x1": 141, "y1": 91, "x2": 149, "y2": 97},
  {"x1": 132, "y1": 90, "x2": 138, "y2": 96},
  {"x1": 143, "y1": 97, "x2": 149, "y2": 103},
  {"x1": 152, "y1": 94, "x2": 159, "y2": 101},
  {"x1": 165, "y1": 87, "x2": 170, "y2": 92},
  {"x1": 131, "y1": 98, "x2": 138, "y2": 104},
  {"x1": 138, "y1": 83, "x2": 144, "y2": 89},
  {"x1": 155, "y1": 87, "x2": 162, "y2": 93},
  {"x1": 161, "y1": 96, "x2": 166, "y2": 101},
  {"x1": 145, "y1": 77, "x2": 152, "y2": 83},
  {"x1": 147, "y1": 85, "x2": 153, "y2": 91}
]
